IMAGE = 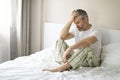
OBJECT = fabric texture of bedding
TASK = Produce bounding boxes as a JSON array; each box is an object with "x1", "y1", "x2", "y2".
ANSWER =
[
  {"x1": 101, "y1": 42, "x2": 120, "y2": 66},
  {"x1": 1, "y1": 21, "x2": 120, "y2": 80},
  {"x1": 0, "y1": 45, "x2": 120, "y2": 80}
]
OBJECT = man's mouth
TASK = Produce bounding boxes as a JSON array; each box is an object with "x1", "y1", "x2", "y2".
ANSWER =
[{"x1": 77, "y1": 26, "x2": 84, "y2": 31}]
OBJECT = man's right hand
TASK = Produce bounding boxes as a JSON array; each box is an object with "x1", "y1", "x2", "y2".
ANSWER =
[
  {"x1": 70, "y1": 10, "x2": 78, "y2": 22},
  {"x1": 60, "y1": 10, "x2": 76, "y2": 40}
]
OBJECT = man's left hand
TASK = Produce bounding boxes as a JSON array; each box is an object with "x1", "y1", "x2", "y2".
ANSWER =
[{"x1": 63, "y1": 47, "x2": 73, "y2": 62}]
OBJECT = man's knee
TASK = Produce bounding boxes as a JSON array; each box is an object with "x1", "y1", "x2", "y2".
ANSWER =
[{"x1": 55, "y1": 39, "x2": 68, "y2": 47}]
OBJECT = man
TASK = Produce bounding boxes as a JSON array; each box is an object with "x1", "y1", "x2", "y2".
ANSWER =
[{"x1": 43, "y1": 9, "x2": 101, "y2": 72}]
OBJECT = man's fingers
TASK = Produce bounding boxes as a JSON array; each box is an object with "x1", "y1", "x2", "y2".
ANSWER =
[
  {"x1": 62, "y1": 58, "x2": 67, "y2": 63},
  {"x1": 62, "y1": 54, "x2": 67, "y2": 62},
  {"x1": 71, "y1": 11, "x2": 79, "y2": 20},
  {"x1": 72, "y1": 10, "x2": 76, "y2": 13}
]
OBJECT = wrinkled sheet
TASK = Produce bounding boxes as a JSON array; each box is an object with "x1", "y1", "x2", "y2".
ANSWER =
[{"x1": 0, "y1": 48, "x2": 120, "y2": 80}]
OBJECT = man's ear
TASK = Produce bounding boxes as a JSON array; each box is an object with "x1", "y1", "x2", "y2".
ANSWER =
[{"x1": 84, "y1": 17, "x2": 88, "y2": 23}]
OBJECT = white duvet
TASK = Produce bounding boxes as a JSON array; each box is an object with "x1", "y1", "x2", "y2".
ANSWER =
[{"x1": 0, "y1": 47, "x2": 120, "y2": 80}]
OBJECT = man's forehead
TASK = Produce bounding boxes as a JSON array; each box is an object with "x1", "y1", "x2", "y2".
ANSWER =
[{"x1": 74, "y1": 16, "x2": 82, "y2": 23}]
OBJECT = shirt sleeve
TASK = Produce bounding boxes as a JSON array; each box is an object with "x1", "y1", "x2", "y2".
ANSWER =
[{"x1": 90, "y1": 29, "x2": 102, "y2": 41}]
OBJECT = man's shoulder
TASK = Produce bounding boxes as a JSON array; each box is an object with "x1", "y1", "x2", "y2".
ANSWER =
[
  {"x1": 91, "y1": 26, "x2": 101, "y2": 33},
  {"x1": 90, "y1": 26, "x2": 102, "y2": 40}
]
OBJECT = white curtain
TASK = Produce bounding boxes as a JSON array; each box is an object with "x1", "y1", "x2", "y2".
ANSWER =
[
  {"x1": 11, "y1": 0, "x2": 30, "y2": 59},
  {"x1": 0, "y1": 0, "x2": 11, "y2": 63},
  {"x1": 0, "y1": 0, "x2": 30, "y2": 63}
]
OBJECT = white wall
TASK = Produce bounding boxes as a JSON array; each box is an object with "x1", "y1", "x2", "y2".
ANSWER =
[
  {"x1": 29, "y1": 0, "x2": 120, "y2": 50},
  {"x1": 43, "y1": 0, "x2": 120, "y2": 29}
]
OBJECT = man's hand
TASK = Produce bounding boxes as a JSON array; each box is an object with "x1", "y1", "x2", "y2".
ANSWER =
[
  {"x1": 62, "y1": 47, "x2": 73, "y2": 62},
  {"x1": 70, "y1": 10, "x2": 78, "y2": 21},
  {"x1": 60, "y1": 10, "x2": 77, "y2": 40}
]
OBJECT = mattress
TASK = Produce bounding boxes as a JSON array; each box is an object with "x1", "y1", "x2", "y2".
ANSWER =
[{"x1": 0, "y1": 47, "x2": 120, "y2": 80}]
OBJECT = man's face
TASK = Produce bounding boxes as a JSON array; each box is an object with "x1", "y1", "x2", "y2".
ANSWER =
[{"x1": 74, "y1": 16, "x2": 86, "y2": 31}]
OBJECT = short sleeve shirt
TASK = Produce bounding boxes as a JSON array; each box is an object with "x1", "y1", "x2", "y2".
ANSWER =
[{"x1": 70, "y1": 24, "x2": 102, "y2": 60}]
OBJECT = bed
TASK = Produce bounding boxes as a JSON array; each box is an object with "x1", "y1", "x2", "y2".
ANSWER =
[{"x1": 0, "y1": 23, "x2": 120, "y2": 80}]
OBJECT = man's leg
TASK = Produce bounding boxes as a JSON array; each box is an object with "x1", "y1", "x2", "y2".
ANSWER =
[
  {"x1": 54, "y1": 39, "x2": 69, "y2": 64},
  {"x1": 42, "y1": 47, "x2": 89, "y2": 72},
  {"x1": 43, "y1": 47, "x2": 89, "y2": 72},
  {"x1": 43, "y1": 39, "x2": 71, "y2": 72},
  {"x1": 43, "y1": 47, "x2": 99, "y2": 72},
  {"x1": 68, "y1": 47, "x2": 100, "y2": 69}
]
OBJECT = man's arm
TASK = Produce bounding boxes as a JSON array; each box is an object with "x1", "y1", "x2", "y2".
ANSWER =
[
  {"x1": 62, "y1": 36, "x2": 98, "y2": 62},
  {"x1": 70, "y1": 36, "x2": 97, "y2": 50},
  {"x1": 60, "y1": 11, "x2": 77, "y2": 40},
  {"x1": 60, "y1": 20, "x2": 74, "y2": 40}
]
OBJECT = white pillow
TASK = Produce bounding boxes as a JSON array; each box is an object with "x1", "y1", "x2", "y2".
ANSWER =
[{"x1": 101, "y1": 42, "x2": 120, "y2": 66}]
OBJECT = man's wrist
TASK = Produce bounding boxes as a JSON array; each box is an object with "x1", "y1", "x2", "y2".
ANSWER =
[
  {"x1": 69, "y1": 17, "x2": 74, "y2": 23},
  {"x1": 69, "y1": 46, "x2": 74, "y2": 52}
]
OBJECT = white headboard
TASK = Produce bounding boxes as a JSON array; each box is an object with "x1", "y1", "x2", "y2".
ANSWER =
[
  {"x1": 99, "y1": 28, "x2": 120, "y2": 45},
  {"x1": 43, "y1": 22, "x2": 120, "y2": 49}
]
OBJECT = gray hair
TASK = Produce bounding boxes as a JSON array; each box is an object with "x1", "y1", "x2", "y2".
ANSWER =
[{"x1": 73, "y1": 9, "x2": 88, "y2": 20}]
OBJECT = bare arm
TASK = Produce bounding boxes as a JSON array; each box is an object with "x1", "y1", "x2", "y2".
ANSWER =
[
  {"x1": 70, "y1": 36, "x2": 98, "y2": 50},
  {"x1": 60, "y1": 11, "x2": 78, "y2": 40},
  {"x1": 62, "y1": 36, "x2": 98, "y2": 62},
  {"x1": 60, "y1": 20, "x2": 74, "y2": 40}
]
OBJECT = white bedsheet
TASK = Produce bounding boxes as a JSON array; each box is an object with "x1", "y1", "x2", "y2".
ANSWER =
[{"x1": 0, "y1": 48, "x2": 120, "y2": 80}]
